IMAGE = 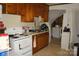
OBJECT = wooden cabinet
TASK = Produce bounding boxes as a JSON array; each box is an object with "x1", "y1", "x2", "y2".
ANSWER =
[
  {"x1": 33, "y1": 4, "x2": 49, "y2": 22},
  {"x1": 1, "y1": 3, "x2": 49, "y2": 22},
  {"x1": 37, "y1": 32, "x2": 49, "y2": 49},
  {"x1": 2, "y1": 3, "x2": 18, "y2": 14},
  {"x1": 32, "y1": 32, "x2": 49, "y2": 54},
  {"x1": 25, "y1": 4, "x2": 34, "y2": 22},
  {"x1": 17, "y1": 3, "x2": 34, "y2": 22},
  {"x1": 42, "y1": 5, "x2": 49, "y2": 22},
  {"x1": 17, "y1": 3, "x2": 27, "y2": 22}
]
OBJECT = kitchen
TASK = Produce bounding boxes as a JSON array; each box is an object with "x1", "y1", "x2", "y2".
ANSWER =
[
  {"x1": 0, "y1": 3, "x2": 49, "y2": 56},
  {"x1": 1, "y1": 3, "x2": 79, "y2": 56}
]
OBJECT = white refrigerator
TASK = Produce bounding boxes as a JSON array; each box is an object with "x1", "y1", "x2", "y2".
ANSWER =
[{"x1": 0, "y1": 5, "x2": 10, "y2": 56}]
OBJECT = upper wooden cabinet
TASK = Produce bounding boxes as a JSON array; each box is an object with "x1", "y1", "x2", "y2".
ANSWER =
[
  {"x1": 17, "y1": 3, "x2": 27, "y2": 22},
  {"x1": 17, "y1": 3, "x2": 34, "y2": 22},
  {"x1": 1, "y1": 3, "x2": 49, "y2": 22},
  {"x1": 33, "y1": 4, "x2": 49, "y2": 22},
  {"x1": 2, "y1": 3, "x2": 18, "y2": 14}
]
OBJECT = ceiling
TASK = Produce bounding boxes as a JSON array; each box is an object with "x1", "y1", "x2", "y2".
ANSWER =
[{"x1": 46, "y1": 3, "x2": 70, "y2": 6}]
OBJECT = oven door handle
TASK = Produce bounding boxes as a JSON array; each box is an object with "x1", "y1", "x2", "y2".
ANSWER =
[{"x1": 19, "y1": 44, "x2": 22, "y2": 50}]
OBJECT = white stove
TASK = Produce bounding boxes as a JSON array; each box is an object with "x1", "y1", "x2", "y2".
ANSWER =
[{"x1": 9, "y1": 35, "x2": 32, "y2": 56}]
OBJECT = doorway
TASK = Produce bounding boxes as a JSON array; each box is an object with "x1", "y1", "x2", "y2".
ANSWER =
[
  {"x1": 51, "y1": 15, "x2": 63, "y2": 46},
  {"x1": 48, "y1": 10, "x2": 65, "y2": 48}
]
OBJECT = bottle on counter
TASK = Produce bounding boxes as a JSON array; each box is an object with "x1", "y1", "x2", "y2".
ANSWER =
[{"x1": 22, "y1": 26, "x2": 30, "y2": 35}]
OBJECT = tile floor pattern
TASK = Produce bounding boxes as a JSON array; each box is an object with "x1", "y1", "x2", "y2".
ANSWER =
[{"x1": 34, "y1": 38, "x2": 73, "y2": 56}]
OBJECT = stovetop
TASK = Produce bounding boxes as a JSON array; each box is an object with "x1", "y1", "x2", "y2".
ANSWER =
[{"x1": 9, "y1": 34, "x2": 28, "y2": 39}]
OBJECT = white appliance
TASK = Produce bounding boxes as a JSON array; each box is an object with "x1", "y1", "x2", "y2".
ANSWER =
[
  {"x1": 52, "y1": 25, "x2": 61, "y2": 39},
  {"x1": 9, "y1": 35, "x2": 32, "y2": 56},
  {"x1": 0, "y1": 34, "x2": 10, "y2": 52},
  {"x1": 2, "y1": 14, "x2": 32, "y2": 56},
  {"x1": 34, "y1": 16, "x2": 43, "y2": 30}
]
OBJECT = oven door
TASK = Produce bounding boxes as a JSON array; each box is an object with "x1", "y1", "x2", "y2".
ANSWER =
[{"x1": 13, "y1": 36, "x2": 32, "y2": 55}]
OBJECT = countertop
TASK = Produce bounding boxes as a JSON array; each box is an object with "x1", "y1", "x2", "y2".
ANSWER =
[
  {"x1": 24, "y1": 31, "x2": 49, "y2": 36},
  {"x1": 9, "y1": 31, "x2": 49, "y2": 40}
]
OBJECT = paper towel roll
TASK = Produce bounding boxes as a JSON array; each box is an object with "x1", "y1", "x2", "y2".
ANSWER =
[{"x1": 33, "y1": 36, "x2": 36, "y2": 48}]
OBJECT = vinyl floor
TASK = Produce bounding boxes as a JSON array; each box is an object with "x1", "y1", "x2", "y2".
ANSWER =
[{"x1": 34, "y1": 38, "x2": 73, "y2": 56}]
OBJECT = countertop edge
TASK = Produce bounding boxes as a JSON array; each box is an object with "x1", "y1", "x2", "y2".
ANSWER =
[{"x1": 28, "y1": 31, "x2": 49, "y2": 36}]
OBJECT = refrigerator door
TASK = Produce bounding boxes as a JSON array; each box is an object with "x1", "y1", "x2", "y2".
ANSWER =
[{"x1": 0, "y1": 34, "x2": 9, "y2": 50}]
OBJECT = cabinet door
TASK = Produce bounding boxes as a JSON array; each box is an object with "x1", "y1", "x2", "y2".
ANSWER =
[
  {"x1": 6, "y1": 3, "x2": 18, "y2": 14},
  {"x1": 17, "y1": 3, "x2": 26, "y2": 22},
  {"x1": 33, "y1": 4, "x2": 49, "y2": 22},
  {"x1": 17, "y1": 3, "x2": 34, "y2": 22},
  {"x1": 37, "y1": 32, "x2": 49, "y2": 50},
  {"x1": 34, "y1": 4, "x2": 44, "y2": 17},
  {"x1": 32, "y1": 32, "x2": 49, "y2": 54},
  {"x1": 25, "y1": 4, "x2": 34, "y2": 22},
  {"x1": 43, "y1": 5, "x2": 49, "y2": 22}
]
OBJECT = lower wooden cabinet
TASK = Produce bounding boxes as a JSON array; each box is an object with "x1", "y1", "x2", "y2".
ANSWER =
[{"x1": 32, "y1": 32, "x2": 49, "y2": 54}]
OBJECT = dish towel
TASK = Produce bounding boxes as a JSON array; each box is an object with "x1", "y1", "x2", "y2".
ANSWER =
[{"x1": 33, "y1": 36, "x2": 36, "y2": 48}]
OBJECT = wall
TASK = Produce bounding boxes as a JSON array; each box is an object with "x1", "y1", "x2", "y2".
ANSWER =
[
  {"x1": 61, "y1": 10, "x2": 74, "y2": 50},
  {"x1": 48, "y1": 9, "x2": 65, "y2": 43},
  {"x1": 49, "y1": 4, "x2": 79, "y2": 10},
  {"x1": 45, "y1": 22, "x2": 51, "y2": 43},
  {"x1": 72, "y1": 10, "x2": 79, "y2": 43},
  {"x1": 21, "y1": 22, "x2": 35, "y2": 29},
  {"x1": 2, "y1": 14, "x2": 49, "y2": 30},
  {"x1": 49, "y1": 4, "x2": 79, "y2": 49},
  {"x1": 0, "y1": 5, "x2": 2, "y2": 19},
  {"x1": 61, "y1": 10, "x2": 79, "y2": 49},
  {"x1": 2, "y1": 14, "x2": 21, "y2": 28},
  {"x1": 2, "y1": 14, "x2": 35, "y2": 29},
  {"x1": 49, "y1": 10, "x2": 65, "y2": 24}
]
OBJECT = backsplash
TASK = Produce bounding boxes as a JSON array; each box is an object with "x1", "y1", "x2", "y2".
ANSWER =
[
  {"x1": 21, "y1": 22, "x2": 35, "y2": 29},
  {"x1": 2, "y1": 14, "x2": 48, "y2": 30}
]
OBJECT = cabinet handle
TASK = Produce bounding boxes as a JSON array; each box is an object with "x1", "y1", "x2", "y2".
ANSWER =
[{"x1": 19, "y1": 44, "x2": 30, "y2": 50}]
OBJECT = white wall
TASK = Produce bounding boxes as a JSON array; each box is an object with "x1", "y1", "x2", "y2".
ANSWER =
[
  {"x1": 2, "y1": 14, "x2": 22, "y2": 28},
  {"x1": 49, "y1": 10, "x2": 65, "y2": 24},
  {"x1": 49, "y1": 4, "x2": 79, "y2": 10},
  {"x1": 0, "y1": 5, "x2": 2, "y2": 19},
  {"x1": 21, "y1": 22, "x2": 35, "y2": 29},
  {"x1": 48, "y1": 10, "x2": 65, "y2": 40},
  {"x1": 2, "y1": 14, "x2": 35, "y2": 29},
  {"x1": 49, "y1": 4, "x2": 79, "y2": 49},
  {"x1": 61, "y1": 10, "x2": 74, "y2": 50},
  {"x1": 72, "y1": 10, "x2": 79, "y2": 43}
]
